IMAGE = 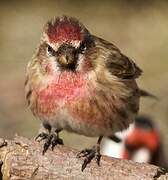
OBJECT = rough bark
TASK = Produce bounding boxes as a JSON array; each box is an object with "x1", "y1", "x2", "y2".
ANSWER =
[{"x1": 0, "y1": 136, "x2": 167, "y2": 180}]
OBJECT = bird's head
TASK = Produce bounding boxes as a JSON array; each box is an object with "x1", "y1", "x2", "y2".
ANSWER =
[
  {"x1": 36, "y1": 16, "x2": 95, "y2": 74},
  {"x1": 122, "y1": 116, "x2": 160, "y2": 163}
]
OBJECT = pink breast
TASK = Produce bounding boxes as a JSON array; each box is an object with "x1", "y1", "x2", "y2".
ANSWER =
[{"x1": 35, "y1": 72, "x2": 88, "y2": 116}]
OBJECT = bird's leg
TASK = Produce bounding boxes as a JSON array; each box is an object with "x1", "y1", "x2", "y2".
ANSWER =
[
  {"x1": 77, "y1": 136, "x2": 103, "y2": 171},
  {"x1": 35, "y1": 123, "x2": 63, "y2": 154},
  {"x1": 51, "y1": 129, "x2": 64, "y2": 150}
]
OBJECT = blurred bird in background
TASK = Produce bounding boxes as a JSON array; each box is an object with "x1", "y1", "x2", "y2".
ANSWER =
[
  {"x1": 102, "y1": 115, "x2": 168, "y2": 170},
  {"x1": 25, "y1": 16, "x2": 144, "y2": 171},
  {"x1": 122, "y1": 116, "x2": 168, "y2": 169}
]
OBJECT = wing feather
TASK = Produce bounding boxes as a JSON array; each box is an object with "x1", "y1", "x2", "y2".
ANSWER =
[
  {"x1": 107, "y1": 52, "x2": 142, "y2": 79},
  {"x1": 94, "y1": 36, "x2": 142, "y2": 79}
]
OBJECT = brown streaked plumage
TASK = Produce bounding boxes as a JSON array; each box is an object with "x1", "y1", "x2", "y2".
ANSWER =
[{"x1": 25, "y1": 16, "x2": 142, "y2": 171}]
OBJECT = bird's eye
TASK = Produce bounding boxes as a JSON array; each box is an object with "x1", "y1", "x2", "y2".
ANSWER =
[
  {"x1": 79, "y1": 42, "x2": 87, "y2": 54},
  {"x1": 47, "y1": 45, "x2": 57, "y2": 56}
]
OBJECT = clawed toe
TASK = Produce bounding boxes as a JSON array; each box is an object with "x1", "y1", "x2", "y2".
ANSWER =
[
  {"x1": 35, "y1": 132, "x2": 48, "y2": 142},
  {"x1": 51, "y1": 134, "x2": 64, "y2": 151},
  {"x1": 77, "y1": 146, "x2": 101, "y2": 171},
  {"x1": 43, "y1": 134, "x2": 53, "y2": 154},
  {"x1": 35, "y1": 131, "x2": 63, "y2": 155},
  {"x1": 77, "y1": 149, "x2": 92, "y2": 158}
]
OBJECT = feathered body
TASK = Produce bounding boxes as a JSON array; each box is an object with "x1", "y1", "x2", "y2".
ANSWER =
[{"x1": 25, "y1": 16, "x2": 142, "y2": 139}]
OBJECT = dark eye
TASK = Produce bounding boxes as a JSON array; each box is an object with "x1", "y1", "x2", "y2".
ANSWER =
[
  {"x1": 79, "y1": 42, "x2": 87, "y2": 54},
  {"x1": 47, "y1": 45, "x2": 57, "y2": 56}
]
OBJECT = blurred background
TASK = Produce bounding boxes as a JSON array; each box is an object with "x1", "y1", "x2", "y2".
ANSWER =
[{"x1": 0, "y1": 0, "x2": 168, "y2": 161}]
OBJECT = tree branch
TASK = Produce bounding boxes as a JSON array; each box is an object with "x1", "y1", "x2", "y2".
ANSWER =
[{"x1": 0, "y1": 136, "x2": 167, "y2": 180}]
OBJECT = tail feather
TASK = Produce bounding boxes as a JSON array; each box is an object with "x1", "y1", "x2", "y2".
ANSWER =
[{"x1": 140, "y1": 89, "x2": 158, "y2": 100}]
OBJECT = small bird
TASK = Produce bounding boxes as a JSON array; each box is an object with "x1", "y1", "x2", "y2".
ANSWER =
[
  {"x1": 122, "y1": 116, "x2": 168, "y2": 169},
  {"x1": 25, "y1": 16, "x2": 143, "y2": 171}
]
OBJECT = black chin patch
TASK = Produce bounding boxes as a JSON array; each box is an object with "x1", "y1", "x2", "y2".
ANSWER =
[
  {"x1": 57, "y1": 44, "x2": 78, "y2": 71},
  {"x1": 59, "y1": 62, "x2": 77, "y2": 72}
]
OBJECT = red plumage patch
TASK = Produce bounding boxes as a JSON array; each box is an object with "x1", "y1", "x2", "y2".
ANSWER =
[
  {"x1": 126, "y1": 128, "x2": 160, "y2": 151},
  {"x1": 35, "y1": 72, "x2": 88, "y2": 117},
  {"x1": 47, "y1": 17, "x2": 82, "y2": 43}
]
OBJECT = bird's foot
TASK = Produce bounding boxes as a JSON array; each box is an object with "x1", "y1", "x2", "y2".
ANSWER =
[
  {"x1": 77, "y1": 145, "x2": 101, "y2": 171},
  {"x1": 35, "y1": 131, "x2": 63, "y2": 155},
  {"x1": 35, "y1": 132, "x2": 48, "y2": 142}
]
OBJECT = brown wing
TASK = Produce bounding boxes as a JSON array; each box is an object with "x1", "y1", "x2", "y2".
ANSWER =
[
  {"x1": 107, "y1": 51, "x2": 142, "y2": 79},
  {"x1": 94, "y1": 36, "x2": 142, "y2": 79}
]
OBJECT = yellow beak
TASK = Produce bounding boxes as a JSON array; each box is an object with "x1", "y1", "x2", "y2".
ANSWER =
[{"x1": 58, "y1": 55, "x2": 74, "y2": 66}]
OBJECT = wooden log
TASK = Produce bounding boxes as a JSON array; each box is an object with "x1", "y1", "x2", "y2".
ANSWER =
[{"x1": 0, "y1": 136, "x2": 167, "y2": 180}]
